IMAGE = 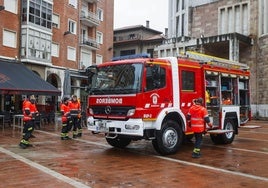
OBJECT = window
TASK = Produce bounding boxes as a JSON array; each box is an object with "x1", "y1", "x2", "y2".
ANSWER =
[
  {"x1": 81, "y1": 51, "x2": 92, "y2": 68},
  {"x1": 67, "y1": 47, "x2": 76, "y2": 61},
  {"x1": 260, "y1": 0, "x2": 268, "y2": 35},
  {"x1": 21, "y1": 28, "x2": 51, "y2": 62},
  {"x1": 175, "y1": 0, "x2": 187, "y2": 37},
  {"x1": 52, "y1": 14, "x2": 60, "y2": 28},
  {"x1": 219, "y1": 2, "x2": 249, "y2": 35},
  {"x1": 4, "y1": 0, "x2": 17, "y2": 14},
  {"x1": 146, "y1": 65, "x2": 166, "y2": 91},
  {"x1": 96, "y1": 54, "x2": 103, "y2": 65},
  {"x1": 120, "y1": 49, "x2": 135, "y2": 56},
  {"x1": 147, "y1": 49, "x2": 153, "y2": 58},
  {"x1": 181, "y1": 71, "x2": 195, "y2": 91},
  {"x1": 24, "y1": 0, "x2": 52, "y2": 29},
  {"x1": 69, "y1": 0, "x2": 77, "y2": 8},
  {"x1": 97, "y1": 8, "x2": 103, "y2": 21},
  {"x1": 96, "y1": 31, "x2": 103, "y2": 44},
  {"x1": 51, "y1": 43, "x2": 59, "y2": 57},
  {"x1": 3, "y1": 30, "x2": 16, "y2": 48},
  {"x1": 68, "y1": 19, "x2": 76, "y2": 34}
]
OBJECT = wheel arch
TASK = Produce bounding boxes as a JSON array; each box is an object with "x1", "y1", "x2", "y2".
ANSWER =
[
  {"x1": 154, "y1": 108, "x2": 186, "y2": 132},
  {"x1": 224, "y1": 112, "x2": 239, "y2": 134}
]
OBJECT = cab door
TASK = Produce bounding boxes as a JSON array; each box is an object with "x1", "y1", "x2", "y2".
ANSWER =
[
  {"x1": 178, "y1": 61, "x2": 204, "y2": 115},
  {"x1": 141, "y1": 61, "x2": 173, "y2": 119}
]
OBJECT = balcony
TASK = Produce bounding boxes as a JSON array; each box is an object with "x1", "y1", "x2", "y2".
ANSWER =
[
  {"x1": 114, "y1": 33, "x2": 142, "y2": 42},
  {"x1": 80, "y1": 37, "x2": 100, "y2": 50},
  {"x1": 80, "y1": 10, "x2": 100, "y2": 27}
]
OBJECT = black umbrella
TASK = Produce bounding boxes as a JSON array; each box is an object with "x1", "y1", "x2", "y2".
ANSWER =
[{"x1": 63, "y1": 68, "x2": 71, "y2": 98}]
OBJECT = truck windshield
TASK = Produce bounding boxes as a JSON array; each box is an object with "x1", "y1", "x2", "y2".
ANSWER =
[{"x1": 90, "y1": 63, "x2": 143, "y2": 94}]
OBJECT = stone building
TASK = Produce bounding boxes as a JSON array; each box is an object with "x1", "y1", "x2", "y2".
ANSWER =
[{"x1": 156, "y1": 0, "x2": 268, "y2": 119}]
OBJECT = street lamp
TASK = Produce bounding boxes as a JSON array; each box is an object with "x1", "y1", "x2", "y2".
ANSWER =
[{"x1": 0, "y1": 5, "x2": 5, "y2": 11}]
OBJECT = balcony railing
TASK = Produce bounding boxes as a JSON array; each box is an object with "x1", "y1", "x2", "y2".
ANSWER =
[
  {"x1": 80, "y1": 10, "x2": 100, "y2": 27},
  {"x1": 80, "y1": 37, "x2": 100, "y2": 50},
  {"x1": 114, "y1": 34, "x2": 142, "y2": 42}
]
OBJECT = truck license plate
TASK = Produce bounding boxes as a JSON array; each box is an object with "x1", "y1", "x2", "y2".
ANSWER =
[{"x1": 96, "y1": 121, "x2": 106, "y2": 131}]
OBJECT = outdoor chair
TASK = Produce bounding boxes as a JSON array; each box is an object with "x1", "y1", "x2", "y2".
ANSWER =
[{"x1": 3, "y1": 112, "x2": 12, "y2": 127}]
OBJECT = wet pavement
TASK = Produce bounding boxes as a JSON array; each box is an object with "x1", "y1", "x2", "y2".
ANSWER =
[{"x1": 0, "y1": 120, "x2": 267, "y2": 188}]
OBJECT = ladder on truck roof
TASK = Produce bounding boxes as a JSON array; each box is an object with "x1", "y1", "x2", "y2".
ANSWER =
[{"x1": 184, "y1": 51, "x2": 249, "y2": 70}]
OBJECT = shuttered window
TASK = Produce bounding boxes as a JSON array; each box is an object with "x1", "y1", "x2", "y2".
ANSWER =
[{"x1": 3, "y1": 30, "x2": 16, "y2": 48}]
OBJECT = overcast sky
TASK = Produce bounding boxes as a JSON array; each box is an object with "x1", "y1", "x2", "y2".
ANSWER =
[{"x1": 114, "y1": 0, "x2": 168, "y2": 33}]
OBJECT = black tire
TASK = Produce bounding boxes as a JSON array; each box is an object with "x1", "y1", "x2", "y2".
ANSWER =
[
  {"x1": 210, "y1": 119, "x2": 235, "y2": 144},
  {"x1": 106, "y1": 136, "x2": 132, "y2": 148},
  {"x1": 152, "y1": 120, "x2": 183, "y2": 155}
]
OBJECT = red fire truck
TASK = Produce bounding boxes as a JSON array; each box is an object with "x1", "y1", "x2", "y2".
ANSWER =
[{"x1": 86, "y1": 51, "x2": 250, "y2": 155}]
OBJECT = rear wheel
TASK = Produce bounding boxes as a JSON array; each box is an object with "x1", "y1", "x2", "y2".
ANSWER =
[
  {"x1": 210, "y1": 119, "x2": 235, "y2": 144},
  {"x1": 106, "y1": 136, "x2": 132, "y2": 148},
  {"x1": 152, "y1": 120, "x2": 183, "y2": 155}
]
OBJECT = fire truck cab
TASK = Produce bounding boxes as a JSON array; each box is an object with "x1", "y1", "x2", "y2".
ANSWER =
[{"x1": 86, "y1": 52, "x2": 250, "y2": 155}]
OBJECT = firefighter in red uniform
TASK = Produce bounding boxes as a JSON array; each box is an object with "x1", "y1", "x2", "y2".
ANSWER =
[
  {"x1": 187, "y1": 98, "x2": 213, "y2": 158},
  {"x1": 19, "y1": 95, "x2": 39, "y2": 149},
  {"x1": 60, "y1": 97, "x2": 72, "y2": 140},
  {"x1": 69, "y1": 95, "x2": 82, "y2": 138}
]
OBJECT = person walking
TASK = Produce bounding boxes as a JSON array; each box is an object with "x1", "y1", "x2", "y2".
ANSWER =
[
  {"x1": 69, "y1": 95, "x2": 82, "y2": 138},
  {"x1": 19, "y1": 95, "x2": 39, "y2": 149},
  {"x1": 60, "y1": 97, "x2": 71, "y2": 140},
  {"x1": 187, "y1": 98, "x2": 212, "y2": 158}
]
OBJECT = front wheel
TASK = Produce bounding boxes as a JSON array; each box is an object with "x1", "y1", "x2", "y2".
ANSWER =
[
  {"x1": 152, "y1": 120, "x2": 183, "y2": 155},
  {"x1": 106, "y1": 136, "x2": 132, "y2": 148},
  {"x1": 210, "y1": 119, "x2": 235, "y2": 144}
]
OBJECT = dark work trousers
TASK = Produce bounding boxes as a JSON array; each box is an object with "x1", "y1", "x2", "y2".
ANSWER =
[
  {"x1": 21, "y1": 120, "x2": 34, "y2": 143},
  {"x1": 77, "y1": 117, "x2": 82, "y2": 135},
  {"x1": 70, "y1": 116, "x2": 79, "y2": 136},
  {"x1": 194, "y1": 133, "x2": 203, "y2": 151},
  {"x1": 61, "y1": 120, "x2": 70, "y2": 137}
]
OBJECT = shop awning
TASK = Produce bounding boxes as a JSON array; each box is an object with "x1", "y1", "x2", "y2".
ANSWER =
[{"x1": 0, "y1": 60, "x2": 61, "y2": 96}]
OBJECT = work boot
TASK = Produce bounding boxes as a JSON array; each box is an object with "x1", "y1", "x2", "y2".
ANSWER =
[
  {"x1": 19, "y1": 143, "x2": 27, "y2": 149},
  {"x1": 192, "y1": 152, "x2": 201, "y2": 158},
  {"x1": 61, "y1": 136, "x2": 71, "y2": 140},
  {"x1": 73, "y1": 135, "x2": 78, "y2": 139}
]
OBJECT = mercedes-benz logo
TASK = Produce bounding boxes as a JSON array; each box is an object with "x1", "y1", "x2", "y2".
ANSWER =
[{"x1": 105, "y1": 106, "x2": 112, "y2": 115}]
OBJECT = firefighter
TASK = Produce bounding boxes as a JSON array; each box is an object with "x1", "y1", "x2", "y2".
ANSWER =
[
  {"x1": 19, "y1": 95, "x2": 39, "y2": 149},
  {"x1": 60, "y1": 97, "x2": 71, "y2": 140},
  {"x1": 187, "y1": 98, "x2": 213, "y2": 158},
  {"x1": 69, "y1": 95, "x2": 82, "y2": 138}
]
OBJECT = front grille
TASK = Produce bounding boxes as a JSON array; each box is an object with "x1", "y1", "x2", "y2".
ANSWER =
[{"x1": 92, "y1": 106, "x2": 134, "y2": 116}]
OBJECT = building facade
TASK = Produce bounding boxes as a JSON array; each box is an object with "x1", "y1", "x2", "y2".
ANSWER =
[
  {"x1": 113, "y1": 21, "x2": 166, "y2": 59},
  {"x1": 0, "y1": 0, "x2": 114, "y2": 112},
  {"x1": 156, "y1": 0, "x2": 268, "y2": 119}
]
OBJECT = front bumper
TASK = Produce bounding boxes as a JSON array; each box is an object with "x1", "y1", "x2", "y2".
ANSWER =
[{"x1": 87, "y1": 116, "x2": 144, "y2": 136}]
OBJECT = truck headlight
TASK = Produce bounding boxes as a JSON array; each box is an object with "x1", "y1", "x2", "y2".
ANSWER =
[
  {"x1": 127, "y1": 109, "x2": 135, "y2": 116},
  {"x1": 88, "y1": 108, "x2": 94, "y2": 115},
  {"x1": 125, "y1": 124, "x2": 140, "y2": 130}
]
